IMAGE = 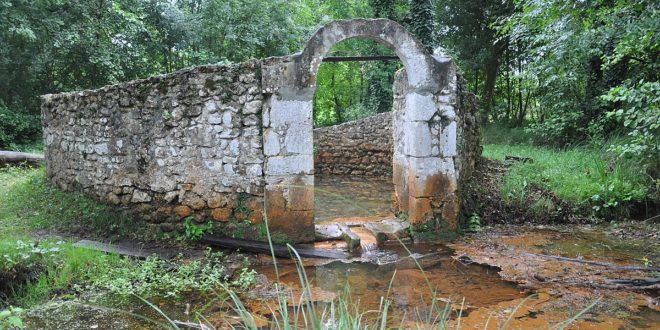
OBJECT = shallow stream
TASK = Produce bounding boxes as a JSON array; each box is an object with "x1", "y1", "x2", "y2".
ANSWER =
[{"x1": 23, "y1": 175, "x2": 660, "y2": 329}]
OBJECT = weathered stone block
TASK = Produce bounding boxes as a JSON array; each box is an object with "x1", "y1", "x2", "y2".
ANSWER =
[
  {"x1": 440, "y1": 121, "x2": 457, "y2": 157},
  {"x1": 264, "y1": 187, "x2": 315, "y2": 242},
  {"x1": 404, "y1": 92, "x2": 437, "y2": 121},
  {"x1": 174, "y1": 205, "x2": 192, "y2": 218},
  {"x1": 408, "y1": 196, "x2": 433, "y2": 225},
  {"x1": 207, "y1": 195, "x2": 228, "y2": 208},
  {"x1": 403, "y1": 122, "x2": 433, "y2": 157},
  {"x1": 131, "y1": 190, "x2": 152, "y2": 203},
  {"x1": 263, "y1": 129, "x2": 280, "y2": 156},
  {"x1": 284, "y1": 123, "x2": 313, "y2": 155},
  {"x1": 212, "y1": 207, "x2": 232, "y2": 222},
  {"x1": 269, "y1": 98, "x2": 312, "y2": 127},
  {"x1": 243, "y1": 100, "x2": 262, "y2": 114},
  {"x1": 266, "y1": 155, "x2": 313, "y2": 176}
]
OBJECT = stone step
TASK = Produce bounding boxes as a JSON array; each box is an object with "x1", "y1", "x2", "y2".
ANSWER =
[
  {"x1": 349, "y1": 226, "x2": 380, "y2": 252},
  {"x1": 362, "y1": 218, "x2": 410, "y2": 243},
  {"x1": 315, "y1": 223, "x2": 344, "y2": 241},
  {"x1": 317, "y1": 214, "x2": 396, "y2": 226},
  {"x1": 337, "y1": 224, "x2": 361, "y2": 252}
]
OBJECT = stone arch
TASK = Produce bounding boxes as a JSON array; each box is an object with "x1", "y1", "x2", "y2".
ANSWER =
[
  {"x1": 261, "y1": 19, "x2": 462, "y2": 242},
  {"x1": 297, "y1": 19, "x2": 440, "y2": 91}
]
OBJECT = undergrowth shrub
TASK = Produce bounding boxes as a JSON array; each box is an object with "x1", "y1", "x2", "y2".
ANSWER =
[
  {"x1": 0, "y1": 101, "x2": 40, "y2": 149},
  {"x1": 0, "y1": 240, "x2": 63, "y2": 300},
  {"x1": 88, "y1": 249, "x2": 236, "y2": 298},
  {"x1": 0, "y1": 239, "x2": 126, "y2": 307}
]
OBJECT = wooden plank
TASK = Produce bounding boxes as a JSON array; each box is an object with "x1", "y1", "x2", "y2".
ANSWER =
[
  {"x1": 322, "y1": 56, "x2": 400, "y2": 62},
  {"x1": 201, "y1": 235, "x2": 351, "y2": 260},
  {"x1": 73, "y1": 239, "x2": 178, "y2": 260},
  {"x1": 0, "y1": 150, "x2": 44, "y2": 166}
]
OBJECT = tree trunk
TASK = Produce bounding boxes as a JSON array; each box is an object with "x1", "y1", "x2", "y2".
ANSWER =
[
  {"x1": 482, "y1": 40, "x2": 507, "y2": 118},
  {"x1": 0, "y1": 151, "x2": 44, "y2": 167},
  {"x1": 505, "y1": 47, "x2": 512, "y2": 122}
]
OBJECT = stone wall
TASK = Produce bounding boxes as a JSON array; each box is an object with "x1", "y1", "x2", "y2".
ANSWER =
[
  {"x1": 313, "y1": 113, "x2": 393, "y2": 177},
  {"x1": 41, "y1": 19, "x2": 481, "y2": 242},
  {"x1": 41, "y1": 62, "x2": 266, "y2": 233}
]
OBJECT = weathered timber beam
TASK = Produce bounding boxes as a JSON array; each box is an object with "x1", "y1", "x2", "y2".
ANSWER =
[
  {"x1": 322, "y1": 56, "x2": 400, "y2": 62},
  {"x1": 202, "y1": 235, "x2": 351, "y2": 259}
]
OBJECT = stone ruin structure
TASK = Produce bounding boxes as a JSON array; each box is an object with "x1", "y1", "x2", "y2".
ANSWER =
[{"x1": 41, "y1": 19, "x2": 480, "y2": 243}]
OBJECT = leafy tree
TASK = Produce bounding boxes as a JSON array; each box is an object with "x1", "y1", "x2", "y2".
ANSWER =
[
  {"x1": 436, "y1": 0, "x2": 514, "y2": 117},
  {"x1": 497, "y1": 0, "x2": 659, "y2": 152},
  {"x1": 404, "y1": 0, "x2": 435, "y2": 50}
]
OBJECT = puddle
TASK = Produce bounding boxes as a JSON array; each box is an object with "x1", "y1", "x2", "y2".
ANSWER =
[
  {"x1": 314, "y1": 175, "x2": 394, "y2": 223},
  {"x1": 254, "y1": 242, "x2": 527, "y2": 317},
  {"x1": 23, "y1": 230, "x2": 660, "y2": 329}
]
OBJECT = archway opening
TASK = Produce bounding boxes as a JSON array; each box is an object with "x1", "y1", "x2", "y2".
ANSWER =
[
  {"x1": 262, "y1": 19, "x2": 463, "y2": 243},
  {"x1": 311, "y1": 38, "x2": 401, "y2": 225}
]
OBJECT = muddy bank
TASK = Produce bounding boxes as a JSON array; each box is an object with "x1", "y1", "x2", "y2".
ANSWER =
[
  {"x1": 448, "y1": 225, "x2": 660, "y2": 329},
  {"x1": 462, "y1": 158, "x2": 577, "y2": 225}
]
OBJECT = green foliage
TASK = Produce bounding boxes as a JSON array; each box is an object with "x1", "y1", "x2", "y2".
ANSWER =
[
  {"x1": 0, "y1": 306, "x2": 24, "y2": 330},
  {"x1": 0, "y1": 237, "x2": 125, "y2": 307},
  {"x1": 90, "y1": 249, "x2": 230, "y2": 298},
  {"x1": 602, "y1": 81, "x2": 659, "y2": 173},
  {"x1": 483, "y1": 143, "x2": 653, "y2": 220},
  {"x1": 231, "y1": 268, "x2": 257, "y2": 290},
  {"x1": 0, "y1": 102, "x2": 40, "y2": 149},
  {"x1": 404, "y1": 0, "x2": 435, "y2": 50},
  {"x1": 234, "y1": 193, "x2": 252, "y2": 216},
  {"x1": 435, "y1": 0, "x2": 514, "y2": 114},
  {"x1": 467, "y1": 214, "x2": 482, "y2": 232},
  {"x1": 482, "y1": 123, "x2": 535, "y2": 145},
  {"x1": 256, "y1": 223, "x2": 291, "y2": 245},
  {"x1": 1, "y1": 240, "x2": 62, "y2": 275},
  {"x1": 529, "y1": 197, "x2": 557, "y2": 218},
  {"x1": 313, "y1": 38, "x2": 401, "y2": 127},
  {"x1": 494, "y1": 0, "x2": 659, "y2": 147},
  {"x1": 0, "y1": 166, "x2": 139, "y2": 238},
  {"x1": 179, "y1": 218, "x2": 213, "y2": 242}
]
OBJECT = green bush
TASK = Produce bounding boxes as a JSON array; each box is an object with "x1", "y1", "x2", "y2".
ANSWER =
[
  {"x1": 0, "y1": 102, "x2": 41, "y2": 150},
  {"x1": 89, "y1": 249, "x2": 231, "y2": 298},
  {"x1": 602, "y1": 81, "x2": 659, "y2": 175},
  {"x1": 0, "y1": 306, "x2": 25, "y2": 330}
]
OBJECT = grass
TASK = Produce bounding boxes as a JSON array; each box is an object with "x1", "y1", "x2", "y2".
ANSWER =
[
  {"x1": 0, "y1": 165, "x2": 133, "y2": 307},
  {"x1": 0, "y1": 166, "x2": 139, "y2": 238},
  {"x1": 0, "y1": 166, "x2": 241, "y2": 309},
  {"x1": 482, "y1": 127, "x2": 654, "y2": 219},
  {"x1": 5, "y1": 141, "x2": 43, "y2": 154},
  {"x1": 1, "y1": 239, "x2": 125, "y2": 307}
]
